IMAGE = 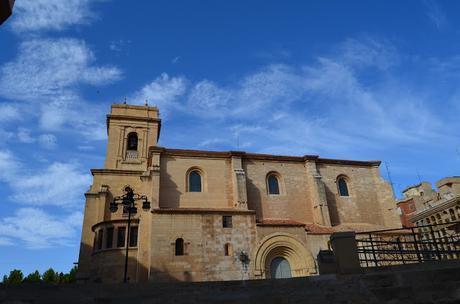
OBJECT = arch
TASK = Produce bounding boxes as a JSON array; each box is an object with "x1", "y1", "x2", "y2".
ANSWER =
[
  {"x1": 175, "y1": 238, "x2": 184, "y2": 256},
  {"x1": 436, "y1": 213, "x2": 442, "y2": 223},
  {"x1": 127, "y1": 132, "x2": 138, "y2": 151},
  {"x1": 187, "y1": 167, "x2": 203, "y2": 192},
  {"x1": 266, "y1": 172, "x2": 281, "y2": 195},
  {"x1": 336, "y1": 175, "x2": 350, "y2": 197},
  {"x1": 253, "y1": 233, "x2": 316, "y2": 279}
]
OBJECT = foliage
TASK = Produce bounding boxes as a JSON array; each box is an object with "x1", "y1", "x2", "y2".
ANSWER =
[
  {"x1": 42, "y1": 268, "x2": 58, "y2": 284},
  {"x1": 24, "y1": 270, "x2": 41, "y2": 283},
  {"x1": 1, "y1": 266, "x2": 77, "y2": 285},
  {"x1": 2, "y1": 269, "x2": 24, "y2": 285}
]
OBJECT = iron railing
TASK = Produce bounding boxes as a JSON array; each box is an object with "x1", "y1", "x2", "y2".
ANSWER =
[{"x1": 356, "y1": 221, "x2": 460, "y2": 267}]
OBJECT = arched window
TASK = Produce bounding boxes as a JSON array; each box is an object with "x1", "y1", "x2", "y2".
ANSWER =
[
  {"x1": 337, "y1": 177, "x2": 349, "y2": 197},
  {"x1": 188, "y1": 170, "x2": 202, "y2": 192},
  {"x1": 175, "y1": 238, "x2": 184, "y2": 256},
  {"x1": 267, "y1": 174, "x2": 280, "y2": 195},
  {"x1": 127, "y1": 132, "x2": 138, "y2": 151},
  {"x1": 224, "y1": 243, "x2": 232, "y2": 256}
]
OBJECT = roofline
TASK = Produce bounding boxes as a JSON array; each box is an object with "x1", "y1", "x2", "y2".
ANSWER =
[
  {"x1": 409, "y1": 195, "x2": 460, "y2": 222},
  {"x1": 149, "y1": 147, "x2": 381, "y2": 167},
  {"x1": 152, "y1": 208, "x2": 256, "y2": 215}
]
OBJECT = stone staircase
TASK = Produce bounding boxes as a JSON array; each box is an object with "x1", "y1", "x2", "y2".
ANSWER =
[{"x1": 1, "y1": 262, "x2": 460, "y2": 303}]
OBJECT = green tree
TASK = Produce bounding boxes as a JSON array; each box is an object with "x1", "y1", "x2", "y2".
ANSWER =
[
  {"x1": 4, "y1": 269, "x2": 23, "y2": 285},
  {"x1": 68, "y1": 266, "x2": 77, "y2": 283},
  {"x1": 42, "y1": 268, "x2": 58, "y2": 284},
  {"x1": 2, "y1": 275, "x2": 7, "y2": 284},
  {"x1": 24, "y1": 270, "x2": 41, "y2": 283}
]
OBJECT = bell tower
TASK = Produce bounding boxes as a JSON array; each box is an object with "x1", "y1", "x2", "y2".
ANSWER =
[{"x1": 104, "y1": 103, "x2": 161, "y2": 170}]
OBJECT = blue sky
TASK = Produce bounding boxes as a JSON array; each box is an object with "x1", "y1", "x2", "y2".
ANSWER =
[{"x1": 1, "y1": 0, "x2": 460, "y2": 276}]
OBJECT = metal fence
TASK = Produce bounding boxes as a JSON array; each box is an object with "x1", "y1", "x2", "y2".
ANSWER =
[{"x1": 356, "y1": 221, "x2": 460, "y2": 267}]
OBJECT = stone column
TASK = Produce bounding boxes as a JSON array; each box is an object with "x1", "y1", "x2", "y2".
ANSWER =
[
  {"x1": 305, "y1": 159, "x2": 331, "y2": 226},
  {"x1": 136, "y1": 150, "x2": 161, "y2": 282},
  {"x1": 330, "y1": 232, "x2": 362, "y2": 274},
  {"x1": 231, "y1": 152, "x2": 248, "y2": 209}
]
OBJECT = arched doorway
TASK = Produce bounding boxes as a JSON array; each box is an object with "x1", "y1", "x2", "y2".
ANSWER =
[
  {"x1": 253, "y1": 233, "x2": 316, "y2": 279},
  {"x1": 270, "y1": 257, "x2": 292, "y2": 279}
]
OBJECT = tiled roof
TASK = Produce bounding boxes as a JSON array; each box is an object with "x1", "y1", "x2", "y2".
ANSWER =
[{"x1": 305, "y1": 224, "x2": 335, "y2": 234}]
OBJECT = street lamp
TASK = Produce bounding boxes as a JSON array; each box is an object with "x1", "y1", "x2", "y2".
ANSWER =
[{"x1": 109, "y1": 186, "x2": 150, "y2": 283}]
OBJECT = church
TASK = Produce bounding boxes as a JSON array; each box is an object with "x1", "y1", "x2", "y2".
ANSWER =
[{"x1": 77, "y1": 103, "x2": 401, "y2": 283}]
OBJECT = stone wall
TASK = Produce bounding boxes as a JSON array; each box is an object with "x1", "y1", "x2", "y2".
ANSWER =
[
  {"x1": 149, "y1": 211, "x2": 257, "y2": 282},
  {"x1": 3, "y1": 261, "x2": 460, "y2": 304}
]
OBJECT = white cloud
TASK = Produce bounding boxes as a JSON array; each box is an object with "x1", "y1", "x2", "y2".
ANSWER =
[
  {"x1": 0, "y1": 38, "x2": 121, "y2": 102},
  {"x1": 132, "y1": 38, "x2": 457, "y2": 159},
  {"x1": 339, "y1": 38, "x2": 398, "y2": 70},
  {"x1": 17, "y1": 128, "x2": 36, "y2": 143},
  {"x1": 131, "y1": 73, "x2": 188, "y2": 114},
  {"x1": 0, "y1": 150, "x2": 21, "y2": 182},
  {"x1": 0, "y1": 104, "x2": 21, "y2": 123},
  {"x1": 0, "y1": 38, "x2": 120, "y2": 140},
  {"x1": 11, "y1": 0, "x2": 101, "y2": 33},
  {"x1": 9, "y1": 162, "x2": 91, "y2": 208},
  {"x1": 187, "y1": 80, "x2": 231, "y2": 117},
  {"x1": 0, "y1": 208, "x2": 82, "y2": 249},
  {"x1": 0, "y1": 150, "x2": 91, "y2": 208}
]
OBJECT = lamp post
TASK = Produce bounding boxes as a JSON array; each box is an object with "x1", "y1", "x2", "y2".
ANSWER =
[{"x1": 109, "y1": 186, "x2": 150, "y2": 283}]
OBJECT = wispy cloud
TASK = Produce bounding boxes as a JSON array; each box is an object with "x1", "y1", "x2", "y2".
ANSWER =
[
  {"x1": 0, "y1": 150, "x2": 91, "y2": 208},
  {"x1": 423, "y1": 0, "x2": 448, "y2": 30},
  {"x1": 0, "y1": 38, "x2": 121, "y2": 102},
  {"x1": 130, "y1": 38, "x2": 459, "y2": 159},
  {"x1": 131, "y1": 73, "x2": 188, "y2": 115},
  {"x1": 0, "y1": 38, "x2": 120, "y2": 139},
  {"x1": 0, "y1": 104, "x2": 21, "y2": 123},
  {"x1": 0, "y1": 208, "x2": 82, "y2": 249},
  {"x1": 11, "y1": 0, "x2": 103, "y2": 33}
]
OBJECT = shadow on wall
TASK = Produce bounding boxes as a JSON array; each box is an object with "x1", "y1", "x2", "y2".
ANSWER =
[
  {"x1": 244, "y1": 168, "x2": 263, "y2": 221},
  {"x1": 159, "y1": 158, "x2": 182, "y2": 208},
  {"x1": 324, "y1": 186, "x2": 340, "y2": 226},
  {"x1": 77, "y1": 243, "x2": 180, "y2": 284}
]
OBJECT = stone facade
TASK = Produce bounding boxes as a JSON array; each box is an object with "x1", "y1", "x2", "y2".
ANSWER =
[
  {"x1": 77, "y1": 103, "x2": 401, "y2": 283},
  {"x1": 406, "y1": 178, "x2": 460, "y2": 231}
]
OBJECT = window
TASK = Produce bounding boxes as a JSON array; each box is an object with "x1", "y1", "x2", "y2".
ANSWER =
[
  {"x1": 337, "y1": 177, "x2": 349, "y2": 197},
  {"x1": 223, "y1": 216, "x2": 233, "y2": 228},
  {"x1": 224, "y1": 243, "x2": 232, "y2": 256},
  {"x1": 97, "y1": 229, "x2": 104, "y2": 250},
  {"x1": 175, "y1": 238, "x2": 184, "y2": 256},
  {"x1": 267, "y1": 174, "x2": 280, "y2": 195},
  {"x1": 188, "y1": 170, "x2": 202, "y2": 192},
  {"x1": 127, "y1": 132, "x2": 138, "y2": 151},
  {"x1": 117, "y1": 227, "x2": 126, "y2": 248},
  {"x1": 93, "y1": 231, "x2": 97, "y2": 251},
  {"x1": 106, "y1": 227, "x2": 114, "y2": 249},
  {"x1": 129, "y1": 226, "x2": 138, "y2": 247}
]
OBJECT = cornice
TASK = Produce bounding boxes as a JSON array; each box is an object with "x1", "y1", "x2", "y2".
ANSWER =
[
  {"x1": 91, "y1": 168, "x2": 144, "y2": 176},
  {"x1": 152, "y1": 208, "x2": 256, "y2": 215},
  {"x1": 410, "y1": 196, "x2": 460, "y2": 222},
  {"x1": 91, "y1": 218, "x2": 140, "y2": 231},
  {"x1": 148, "y1": 147, "x2": 380, "y2": 167}
]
